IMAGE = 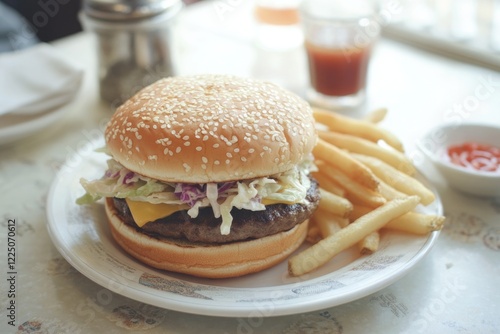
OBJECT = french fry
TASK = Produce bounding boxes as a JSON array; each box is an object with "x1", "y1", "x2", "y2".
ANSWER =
[
  {"x1": 318, "y1": 188, "x2": 353, "y2": 218},
  {"x1": 288, "y1": 196, "x2": 420, "y2": 276},
  {"x1": 364, "y1": 107, "x2": 388, "y2": 123},
  {"x1": 351, "y1": 204, "x2": 445, "y2": 235},
  {"x1": 313, "y1": 107, "x2": 404, "y2": 152},
  {"x1": 314, "y1": 139, "x2": 379, "y2": 191},
  {"x1": 292, "y1": 107, "x2": 445, "y2": 276},
  {"x1": 385, "y1": 212, "x2": 445, "y2": 234},
  {"x1": 306, "y1": 220, "x2": 322, "y2": 244},
  {"x1": 349, "y1": 204, "x2": 371, "y2": 222},
  {"x1": 353, "y1": 154, "x2": 435, "y2": 205},
  {"x1": 312, "y1": 172, "x2": 345, "y2": 197},
  {"x1": 358, "y1": 231, "x2": 380, "y2": 254},
  {"x1": 319, "y1": 131, "x2": 415, "y2": 175},
  {"x1": 313, "y1": 208, "x2": 345, "y2": 238},
  {"x1": 317, "y1": 162, "x2": 386, "y2": 208},
  {"x1": 377, "y1": 177, "x2": 407, "y2": 200}
]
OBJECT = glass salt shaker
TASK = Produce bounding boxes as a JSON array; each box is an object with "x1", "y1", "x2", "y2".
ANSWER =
[{"x1": 81, "y1": 0, "x2": 183, "y2": 108}]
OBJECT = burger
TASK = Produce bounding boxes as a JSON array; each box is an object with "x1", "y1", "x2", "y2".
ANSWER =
[{"x1": 77, "y1": 74, "x2": 320, "y2": 278}]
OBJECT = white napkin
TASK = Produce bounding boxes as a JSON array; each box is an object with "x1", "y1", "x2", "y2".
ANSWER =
[{"x1": 0, "y1": 43, "x2": 83, "y2": 116}]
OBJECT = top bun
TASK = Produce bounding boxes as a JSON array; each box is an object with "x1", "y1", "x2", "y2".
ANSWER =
[{"x1": 105, "y1": 74, "x2": 317, "y2": 183}]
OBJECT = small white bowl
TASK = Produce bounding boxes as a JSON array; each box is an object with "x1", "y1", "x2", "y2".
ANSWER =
[{"x1": 417, "y1": 123, "x2": 500, "y2": 197}]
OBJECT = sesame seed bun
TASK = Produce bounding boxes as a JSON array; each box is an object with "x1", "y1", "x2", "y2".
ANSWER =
[
  {"x1": 105, "y1": 198, "x2": 309, "y2": 278},
  {"x1": 104, "y1": 74, "x2": 317, "y2": 183}
]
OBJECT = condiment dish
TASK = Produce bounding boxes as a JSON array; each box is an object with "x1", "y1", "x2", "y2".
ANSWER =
[{"x1": 417, "y1": 122, "x2": 500, "y2": 197}]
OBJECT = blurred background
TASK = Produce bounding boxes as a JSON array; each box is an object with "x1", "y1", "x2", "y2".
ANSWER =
[
  {"x1": 1, "y1": 0, "x2": 498, "y2": 67},
  {"x1": 0, "y1": 0, "x2": 203, "y2": 50},
  {"x1": 0, "y1": 0, "x2": 83, "y2": 44}
]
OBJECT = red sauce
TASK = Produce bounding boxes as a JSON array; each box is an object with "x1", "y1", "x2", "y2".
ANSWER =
[
  {"x1": 447, "y1": 142, "x2": 500, "y2": 172},
  {"x1": 305, "y1": 42, "x2": 372, "y2": 96}
]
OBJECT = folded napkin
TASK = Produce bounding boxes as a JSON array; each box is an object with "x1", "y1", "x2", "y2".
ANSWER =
[{"x1": 0, "y1": 43, "x2": 83, "y2": 116}]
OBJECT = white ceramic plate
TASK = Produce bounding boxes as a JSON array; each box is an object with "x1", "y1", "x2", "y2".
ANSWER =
[{"x1": 46, "y1": 139, "x2": 442, "y2": 317}]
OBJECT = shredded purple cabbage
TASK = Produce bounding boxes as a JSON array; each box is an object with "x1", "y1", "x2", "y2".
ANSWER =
[
  {"x1": 104, "y1": 170, "x2": 119, "y2": 178},
  {"x1": 174, "y1": 182, "x2": 236, "y2": 207},
  {"x1": 218, "y1": 182, "x2": 235, "y2": 194},
  {"x1": 174, "y1": 183, "x2": 206, "y2": 206},
  {"x1": 123, "y1": 172, "x2": 136, "y2": 184}
]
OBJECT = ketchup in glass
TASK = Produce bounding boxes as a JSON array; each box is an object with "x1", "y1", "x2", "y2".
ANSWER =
[
  {"x1": 447, "y1": 142, "x2": 500, "y2": 172},
  {"x1": 300, "y1": 0, "x2": 378, "y2": 105},
  {"x1": 305, "y1": 42, "x2": 372, "y2": 96}
]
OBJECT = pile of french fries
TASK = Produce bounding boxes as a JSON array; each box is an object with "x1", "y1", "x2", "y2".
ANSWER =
[{"x1": 288, "y1": 107, "x2": 445, "y2": 277}]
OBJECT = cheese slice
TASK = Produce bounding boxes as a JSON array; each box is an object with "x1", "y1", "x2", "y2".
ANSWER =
[
  {"x1": 125, "y1": 197, "x2": 299, "y2": 227},
  {"x1": 125, "y1": 199, "x2": 190, "y2": 227},
  {"x1": 262, "y1": 198, "x2": 297, "y2": 205}
]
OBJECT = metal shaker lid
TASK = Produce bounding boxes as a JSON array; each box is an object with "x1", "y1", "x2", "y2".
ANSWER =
[{"x1": 83, "y1": 0, "x2": 182, "y2": 20}]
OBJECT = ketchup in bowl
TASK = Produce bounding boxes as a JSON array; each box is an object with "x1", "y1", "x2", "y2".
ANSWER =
[{"x1": 447, "y1": 142, "x2": 500, "y2": 173}]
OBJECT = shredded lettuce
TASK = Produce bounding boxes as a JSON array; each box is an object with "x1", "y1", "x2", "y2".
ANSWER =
[
  {"x1": 77, "y1": 156, "x2": 315, "y2": 235},
  {"x1": 76, "y1": 159, "x2": 176, "y2": 205}
]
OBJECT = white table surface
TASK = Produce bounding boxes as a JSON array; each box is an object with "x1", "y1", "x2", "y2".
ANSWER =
[{"x1": 1, "y1": 1, "x2": 499, "y2": 333}]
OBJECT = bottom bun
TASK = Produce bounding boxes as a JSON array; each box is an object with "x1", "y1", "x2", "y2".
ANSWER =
[{"x1": 105, "y1": 198, "x2": 309, "y2": 278}]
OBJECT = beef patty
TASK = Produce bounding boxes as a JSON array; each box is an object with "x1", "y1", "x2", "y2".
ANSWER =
[{"x1": 112, "y1": 177, "x2": 320, "y2": 244}]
